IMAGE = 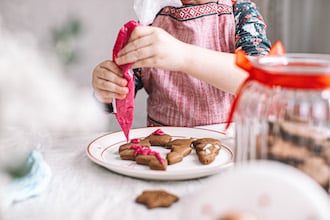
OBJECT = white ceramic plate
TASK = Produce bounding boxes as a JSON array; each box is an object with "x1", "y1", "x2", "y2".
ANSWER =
[
  {"x1": 181, "y1": 161, "x2": 330, "y2": 220},
  {"x1": 87, "y1": 127, "x2": 233, "y2": 180}
]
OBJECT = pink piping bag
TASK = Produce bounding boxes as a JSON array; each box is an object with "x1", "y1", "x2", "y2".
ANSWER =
[{"x1": 112, "y1": 20, "x2": 139, "y2": 141}]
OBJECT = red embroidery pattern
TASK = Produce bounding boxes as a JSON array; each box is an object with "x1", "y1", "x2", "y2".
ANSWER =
[{"x1": 160, "y1": 3, "x2": 233, "y2": 21}]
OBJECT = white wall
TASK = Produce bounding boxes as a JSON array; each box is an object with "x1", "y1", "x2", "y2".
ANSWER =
[
  {"x1": 255, "y1": 0, "x2": 330, "y2": 53},
  {"x1": 0, "y1": 0, "x2": 136, "y2": 87},
  {"x1": 0, "y1": 0, "x2": 148, "y2": 130}
]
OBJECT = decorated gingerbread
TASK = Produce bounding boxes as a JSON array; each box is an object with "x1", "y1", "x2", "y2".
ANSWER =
[
  {"x1": 118, "y1": 138, "x2": 151, "y2": 153},
  {"x1": 193, "y1": 138, "x2": 222, "y2": 164},
  {"x1": 120, "y1": 145, "x2": 167, "y2": 170},
  {"x1": 144, "y1": 129, "x2": 172, "y2": 146}
]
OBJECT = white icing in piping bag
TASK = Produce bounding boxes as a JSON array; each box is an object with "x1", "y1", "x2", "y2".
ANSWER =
[{"x1": 134, "y1": 0, "x2": 183, "y2": 25}]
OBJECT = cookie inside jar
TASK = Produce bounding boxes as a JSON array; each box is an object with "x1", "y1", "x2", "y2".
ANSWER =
[{"x1": 256, "y1": 115, "x2": 330, "y2": 191}]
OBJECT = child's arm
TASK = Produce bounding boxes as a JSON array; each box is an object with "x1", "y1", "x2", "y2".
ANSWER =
[
  {"x1": 115, "y1": 27, "x2": 247, "y2": 95},
  {"x1": 177, "y1": 44, "x2": 248, "y2": 95}
]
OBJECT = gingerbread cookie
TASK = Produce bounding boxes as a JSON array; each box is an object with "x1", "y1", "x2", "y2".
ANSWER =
[
  {"x1": 164, "y1": 138, "x2": 195, "y2": 149},
  {"x1": 145, "y1": 129, "x2": 172, "y2": 146},
  {"x1": 193, "y1": 138, "x2": 222, "y2": 164},
  {"x1": 135, "y1": 190, "x2": 179, "y2": 209},
  {"x1": 120, "y1": 145, "x2": 167, "y2": 170},
  {"x1": 118, "y1": 138, "x2": 151, "y2": 153},
  {"x1": 136, "y1": 155, "x2": 168, "y2": 170},
  {"x1": 119, "y1": 148, "x2": 136, "y2": 161},
  {"x1": 298, "y1": 157, "x2": 329, "y2": 189},
  {"x1": 165, "y1": 138, "x2": 195, "y2": 165}
]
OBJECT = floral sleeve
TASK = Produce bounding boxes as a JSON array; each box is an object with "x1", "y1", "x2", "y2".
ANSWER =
[
  {"x1": 233, "y1": 0, "x2": 271, "y2": 56},
  {"x1": 133, "y1": 68, "x2": 144, "y2": 95}
]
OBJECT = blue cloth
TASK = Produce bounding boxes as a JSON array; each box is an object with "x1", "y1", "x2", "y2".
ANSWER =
[{"x1": 5, "y1": 150, "x2": 51, "y2": 204}]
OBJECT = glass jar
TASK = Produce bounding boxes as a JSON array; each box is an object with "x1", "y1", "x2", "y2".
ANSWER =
[{"x1": 233, "y1": 52, "x2": 330, "y2": 192}]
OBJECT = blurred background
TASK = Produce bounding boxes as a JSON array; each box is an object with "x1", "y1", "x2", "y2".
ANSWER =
[
  {"x1": 259, "y1": 0, "x2": 330, "y2": 53},
  {"x1": 0, "y1": 0, "x2": 329, "y2": 132}
]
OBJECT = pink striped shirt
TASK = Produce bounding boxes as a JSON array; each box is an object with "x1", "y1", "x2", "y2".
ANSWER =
[{"x1": 142, "y1": 0, "x2": 235, "y2": 127}]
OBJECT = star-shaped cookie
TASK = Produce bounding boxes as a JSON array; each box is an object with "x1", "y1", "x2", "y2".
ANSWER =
[{"x1": 135, "y1": 190, "x2": 179, "y2": 209}]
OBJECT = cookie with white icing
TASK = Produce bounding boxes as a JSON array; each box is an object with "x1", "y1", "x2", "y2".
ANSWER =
[{"x1": 193, "y1": 138, "x2": 222, "y2": 164}]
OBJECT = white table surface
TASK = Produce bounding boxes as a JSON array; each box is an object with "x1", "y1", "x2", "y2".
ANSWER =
[{"x1": 4, "y1": 124, "x2": 235, "y2": 220}]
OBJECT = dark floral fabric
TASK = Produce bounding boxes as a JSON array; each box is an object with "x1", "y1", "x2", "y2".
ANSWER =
[{"x1": 233, "y1": 0, "x2": 271, "y2": 56}]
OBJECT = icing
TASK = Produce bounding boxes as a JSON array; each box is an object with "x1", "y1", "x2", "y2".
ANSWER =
[
  {"x1": 151, "y1": 129, "x2": 165, "y2": 136},
  {"x1": 203, "y1": 144, "x2": 213, "y2": 155},
  {"x1": 130, "y1": 145, "x2": 164, "y2": 165},
  {"x1": 131, "y1": 138, "x2": 140, "y2": 144},
  {"x1": 202, "y1": 144, "x2": 221, "y2": 155}
]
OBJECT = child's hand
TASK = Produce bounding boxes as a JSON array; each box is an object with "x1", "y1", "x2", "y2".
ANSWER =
[
  {"x1": 115, "y1": 26, "x2": 186, "y2": 72},
  {"x1": 92, "y1": 60, "x2": 129, "y2": 104}
]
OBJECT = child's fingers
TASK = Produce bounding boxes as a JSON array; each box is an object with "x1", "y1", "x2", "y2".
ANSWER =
[
  {"x1": 116, "y1": 43, "x2": 157, "y2": 66},
  {"x1": 94, "y1": 66, "x2": 127, "y2": 87},
  {"x1": 117, "y1": 33, "x2": 154, "y2": 58},
  {"x1": 94, "y1": 77, "x2": 129, "y2": 94},
  {"x1": 94, "y1": 89, "x2": 127, "y2": 103},
  {"x1": 99, "y1": 60, "x2": 123, "y2": 76},
  {"x1": 128, "y1": 26, "x2": 155, "y2": 41}
]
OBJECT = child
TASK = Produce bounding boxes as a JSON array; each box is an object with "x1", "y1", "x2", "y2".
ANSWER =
[{"x1": 92, "y1": 0, "x2": 271, "y2": 127}]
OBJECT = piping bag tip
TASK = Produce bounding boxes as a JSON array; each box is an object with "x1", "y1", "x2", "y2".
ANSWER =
[{"x1": 115, "y1": 109, "x2": 134, "y2": 142}]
